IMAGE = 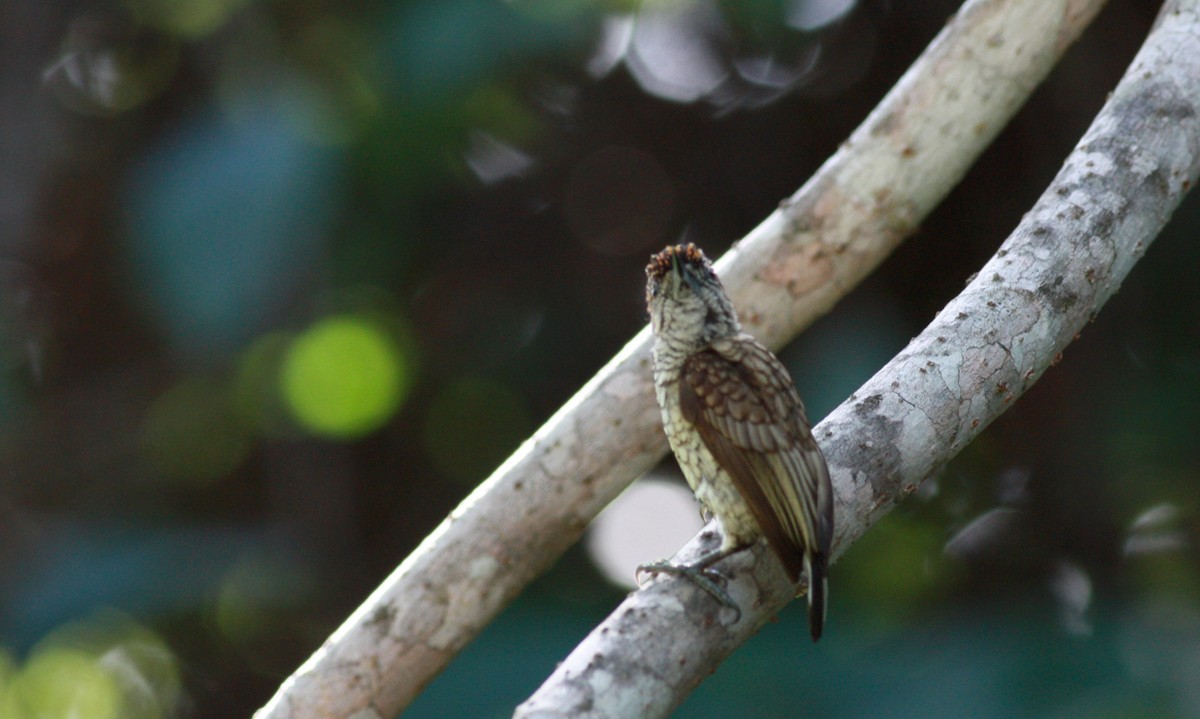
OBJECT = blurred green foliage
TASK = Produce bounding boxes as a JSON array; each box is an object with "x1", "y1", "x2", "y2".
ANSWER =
[{"x1": 1, "y1": 0, "x2": 1198, "y2": 716}]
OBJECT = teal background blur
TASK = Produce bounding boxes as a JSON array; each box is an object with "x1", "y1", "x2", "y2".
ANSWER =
[{"x1": 1, "y1": 0, "x2": 1198, "y2": 717}]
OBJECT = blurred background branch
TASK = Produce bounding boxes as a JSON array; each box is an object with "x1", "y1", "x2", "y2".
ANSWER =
[{"x1": 519, "y1": 1, "x2": 1200, "y2": 712}]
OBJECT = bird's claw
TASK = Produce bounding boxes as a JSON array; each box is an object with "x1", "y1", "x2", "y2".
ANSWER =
[{"x1": 636, "y1": 559, "x2": 742, "y2": 622}]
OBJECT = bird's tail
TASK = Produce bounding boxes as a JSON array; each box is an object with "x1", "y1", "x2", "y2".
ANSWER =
[{"x1": 804, "y1": 552, "x2": 828, "y2": 641}]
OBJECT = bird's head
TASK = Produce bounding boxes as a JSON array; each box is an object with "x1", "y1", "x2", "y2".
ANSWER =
[{"x1": 645, "y1": 244, "x2": 740, "y2": 349}]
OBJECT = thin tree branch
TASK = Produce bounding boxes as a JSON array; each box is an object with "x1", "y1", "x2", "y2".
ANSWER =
[
  {"x1": 516, "y1": 1, "x2": 1200, "y2": 715},
  {"x1": 254, "y1": 1, "x2": 1108, "y2": 716}
]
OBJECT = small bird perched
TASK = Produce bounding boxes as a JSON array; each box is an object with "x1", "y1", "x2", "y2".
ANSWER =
[{"x1": 640, "y1": 243, "x2": 834, "y2": 641}]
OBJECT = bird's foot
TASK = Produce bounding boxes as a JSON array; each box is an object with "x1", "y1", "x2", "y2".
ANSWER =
[{"x1": 636, "y1": 549, "x2": 744, "y2": 622}]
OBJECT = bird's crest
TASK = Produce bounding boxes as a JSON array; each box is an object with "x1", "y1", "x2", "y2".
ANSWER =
[{"x1": 646, "y1": 243, "x2": 711, "y2": 282}]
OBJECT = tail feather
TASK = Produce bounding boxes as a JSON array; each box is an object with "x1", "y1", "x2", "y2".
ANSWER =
[{"x1": 804, "y1": 552, "x2": 828, "y2": 642}]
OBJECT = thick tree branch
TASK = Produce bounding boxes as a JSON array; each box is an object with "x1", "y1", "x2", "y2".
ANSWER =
[
  {"x1": 515, "y1": 1, "x2": 1200, "y2": 715},
  {"x1": 254, "y1": 1, "x2": 1108, "y2": 716}
]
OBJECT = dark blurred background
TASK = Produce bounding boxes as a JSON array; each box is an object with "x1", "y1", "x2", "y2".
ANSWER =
[{"x1": 2, "y1": 0, "x2": 1198, "y2": 717}]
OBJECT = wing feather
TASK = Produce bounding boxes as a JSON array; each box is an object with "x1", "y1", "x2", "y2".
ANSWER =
[{"x1": 679, "y1": 339, "x2": 833, "y2": 585}]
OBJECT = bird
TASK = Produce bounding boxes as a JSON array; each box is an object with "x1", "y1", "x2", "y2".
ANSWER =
[{"x1": 639, "y1": 243, "x2": 834, "y2": 641}]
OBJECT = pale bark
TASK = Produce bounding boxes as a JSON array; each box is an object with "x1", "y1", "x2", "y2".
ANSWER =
[
  {"x1": 254, "y1": 1, "x2": 1110, "y2": 717},
  {"x1": 516, "y1": 1, "x2": 1200, "y2": 716}
]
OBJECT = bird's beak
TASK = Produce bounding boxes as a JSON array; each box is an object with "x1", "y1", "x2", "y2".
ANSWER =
[{"x1": 675, "y1": 260, "x2": 703, "y2": 294}]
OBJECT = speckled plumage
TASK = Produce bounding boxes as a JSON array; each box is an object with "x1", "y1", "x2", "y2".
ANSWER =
[{"x1": 645, "y1": 244, "x2": 833, "y2": 641}]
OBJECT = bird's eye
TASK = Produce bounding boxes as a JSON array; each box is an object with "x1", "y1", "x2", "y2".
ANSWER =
[{"x1": 650, "y1": 283, "x2": 660, "y2": 298}]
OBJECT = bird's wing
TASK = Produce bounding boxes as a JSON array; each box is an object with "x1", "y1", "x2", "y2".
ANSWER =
[{"x1": 678, "y1": 339, "x2": 833, "y2": 583}]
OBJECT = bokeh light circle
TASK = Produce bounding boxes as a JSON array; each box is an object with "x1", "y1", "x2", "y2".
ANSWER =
[
  {"x1": 15, "y1": 648, "x2": 120, "y2": 719},
  {"x1": 140, "y1": 376, "x2": 253, "y2": 483},
  {"x1": 587, "y1": 477, "x2": 704, "y2": 589},
  {"x1": 281, "y1": 314, "x2": 409, "y2": 439}
]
